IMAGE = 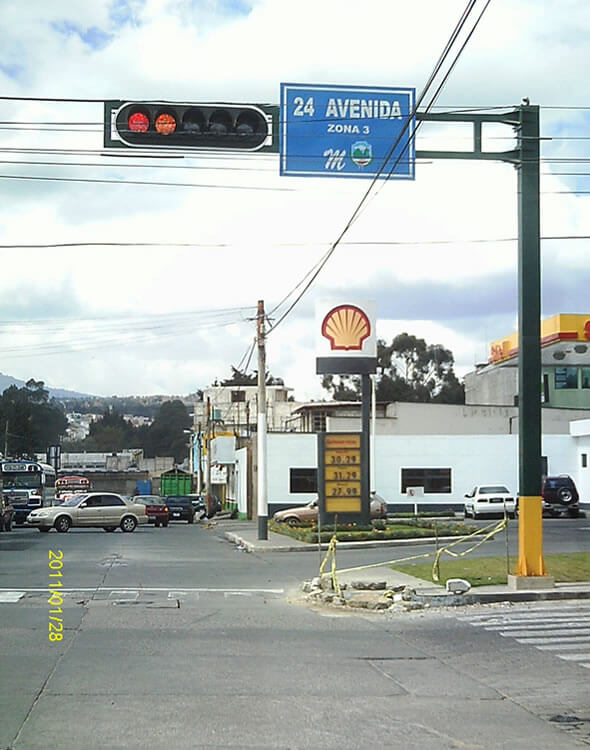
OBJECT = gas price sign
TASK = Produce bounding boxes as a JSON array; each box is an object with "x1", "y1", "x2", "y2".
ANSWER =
[
  {"x1": 322, "y1": 434, "x2": 362, "y2": 513},
  {"x1": 280, "y1": 83, "x2": 415, "y2": 179}
]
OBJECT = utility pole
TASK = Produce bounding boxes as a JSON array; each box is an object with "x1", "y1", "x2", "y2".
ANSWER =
[
  {"x1": 257, "y1": 299, "x2": 268, "y2": 540},
  {"x1": 206, "y1": 398, "x2": 213, "y2": 515},
  {"x1": 197, "y1": 422, "x2": 202, "y2": 493}
]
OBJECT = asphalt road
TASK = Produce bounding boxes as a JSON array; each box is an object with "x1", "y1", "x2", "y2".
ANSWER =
[{"x1": 1, "y1": 520, "x2": 589, "y2": 749}]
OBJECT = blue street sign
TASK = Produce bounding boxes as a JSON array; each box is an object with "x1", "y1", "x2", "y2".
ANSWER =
[{"x1": 280, "y1": 83, "x2": 415, "y2": 179}]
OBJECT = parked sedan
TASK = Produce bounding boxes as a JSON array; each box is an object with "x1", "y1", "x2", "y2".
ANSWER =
[
  {"x1": 132, "y1": 496, "x2": 169, "y2": 527},
  {"x1": 26, "y1": 492, "x2": 148, "y2": 533},
  {"x1": 273, "y1": 494, "x2": 388, "y2": 525},
  {"x1": 463, "y1": 485, "x2": 516, "y2": 519},
  {"x1": 164, "y1": 496, "x2": 196, "y2": 523}
]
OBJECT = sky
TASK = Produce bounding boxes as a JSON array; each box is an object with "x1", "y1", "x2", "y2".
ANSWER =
[{"x1": 0, "y1": 0, "x2": 590, "y2": 400}]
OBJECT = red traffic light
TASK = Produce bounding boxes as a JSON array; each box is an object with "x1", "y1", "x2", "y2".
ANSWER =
[{"x1": 107, "y1": 101, "x2": 272, "y2": 151}]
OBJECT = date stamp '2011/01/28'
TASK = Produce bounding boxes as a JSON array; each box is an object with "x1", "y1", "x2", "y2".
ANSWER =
[{"x1": 48, "y1": 550, "x2": 64, "y2": 642}]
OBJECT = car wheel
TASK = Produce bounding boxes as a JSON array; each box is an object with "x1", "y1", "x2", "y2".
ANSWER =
[
  {"x1": 39, "y1": 527, "x2": 50, "y2": 532},
  {"x1": 155, "y1": 520, "x2": 160, "y2": 527},
  {"x1": 285, "y1": 517, "x2": 299, "y2": 527},
  {"x1": 120, "y1": 516, "x2": 137, "y2": 533},
  {"x1": 103, "y1": 526, "x2": 116, "y2": 532},
  {"x1": 54, "y1": 516, "x2": 71, "y2": 533},
  {"x1": 163, "y1": 521, "x2": 168, "y2": 527},
  {"x1": 558, "y1": 487, "x2": 573, "y2": 503}
]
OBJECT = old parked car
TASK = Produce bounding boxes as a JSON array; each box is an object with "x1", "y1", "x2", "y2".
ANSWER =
[
  {"x1": 131, "y1": 495, "x2": 169, "y2": 527},
  {"x1": 0, "y1": 496, "x2": 14, "y2": 531},
  {"x1": 541, "y1": 475, "x2": 580, "y2": 517},
  {"x1": 26, "y1": 492, "x2": 148, "y2": 533},
  {"x1": 273, "y1": 494, "x2": 388, "y2": 525},
  {"x1": 464, "y1": 485, "x2": 516, "y2": 519}
]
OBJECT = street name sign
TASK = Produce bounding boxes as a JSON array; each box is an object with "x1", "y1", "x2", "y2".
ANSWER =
[{"x1": 280, "y1": 83, "x2": 415, "y2": 179}]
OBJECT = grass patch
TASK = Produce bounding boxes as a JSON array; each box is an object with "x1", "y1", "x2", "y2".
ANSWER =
[
  {"x1": 268, "y1": 518, "x2": 477, "y2": 544},
  {"x1": 392, "y1": 552, "x2": 590, "y2": 586}
]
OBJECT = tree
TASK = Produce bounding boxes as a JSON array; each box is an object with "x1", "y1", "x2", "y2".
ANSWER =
[
  {"x1": 142, "y1": 400, "x2": 191, "y2": 463},
  {"x1": 82, "y1": 409, "x2": 139, "y2": 452},
  {"x1": 321, "y1": 334, "x2": 465, "y2": 404},
  {"x1": 0, "y1": 379, "x2": 68, "y2": 457}
]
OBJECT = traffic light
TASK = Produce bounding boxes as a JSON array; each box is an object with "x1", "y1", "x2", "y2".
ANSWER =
[{"x1": 104, "y1": 100, "x2": 278, "y2": 152}]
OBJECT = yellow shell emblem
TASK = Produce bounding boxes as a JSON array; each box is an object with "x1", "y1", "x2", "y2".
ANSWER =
[{"x1": 321, "y1": 305, "x2": 371, "y2": 351}]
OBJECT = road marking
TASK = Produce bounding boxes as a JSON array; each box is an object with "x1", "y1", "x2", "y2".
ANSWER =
[
  {"x1": 0, "y1": 591, "x2": 25, "y2": 602},
  {"x1": 462, "y1": 607, "x2": 590, "y2": 669},
  {"x1": 478, "y1": 615, "x2": 590, "y2": 625},
  {"x1": 0, "y1": 586, "x2": 284, "y2": 594},
  {"x1": 514, "y1": 635, "x2": 590, "y2": 644}
]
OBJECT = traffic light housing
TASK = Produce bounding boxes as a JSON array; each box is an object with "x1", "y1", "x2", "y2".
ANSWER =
[{"x1": 104, "y1": 100, "x2": 278, "y2": 152}]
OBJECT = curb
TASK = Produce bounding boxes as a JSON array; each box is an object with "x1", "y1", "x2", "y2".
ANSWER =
[{"x1": 223, "y1": 531, "x2": 471, "y2": 553}]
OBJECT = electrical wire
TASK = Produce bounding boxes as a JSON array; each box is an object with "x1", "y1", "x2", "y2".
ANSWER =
[
  {"x1": 0, "y1": 172, "x2": 292, "y2": 191},
  {"x1": 267, "y1": 0, "x2": 491, "y2": 332}
]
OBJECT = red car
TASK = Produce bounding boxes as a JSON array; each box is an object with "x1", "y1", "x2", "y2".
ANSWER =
[{"x1": 131, "y1": 496, "x2": 169, "y2": 527}]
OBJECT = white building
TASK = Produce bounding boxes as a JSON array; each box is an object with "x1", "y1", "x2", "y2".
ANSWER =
[{"x1": 227, "y1": 402, "x2": 590, "y2": 518}]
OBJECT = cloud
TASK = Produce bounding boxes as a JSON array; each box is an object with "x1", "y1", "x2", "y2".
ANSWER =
[{"x1": 0, "y1": 0, "x2": 588, "y2": 400}]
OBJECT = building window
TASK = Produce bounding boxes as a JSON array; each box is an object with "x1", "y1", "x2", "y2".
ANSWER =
[
  {"x1": 289, "y1": 468, "x2": 317, "y2": 493},
  {"x1": 231, "y1": 390, "x2": 246, "y2": 403},
  {"x1": 401, "y1": 468, "x2": 451, "y2": 494},
  {"x1": 582, "y1": 454, "x2": 588, "y2": 469},
  {"x1": 312, "y1": 412, "x2": 327, "y2": 432},
  {"x1": 582, "y1": 369, "x2": 590, "y2": 389},
  {"x1": 555, "y1": 367, "x2": 578, "y2": 389}
]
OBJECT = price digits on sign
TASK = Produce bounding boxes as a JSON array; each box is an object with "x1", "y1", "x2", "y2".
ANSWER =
[
  {"x1": 327, "y1": 451, "x2": 358, "y2": 465},
  {"x1": 329, "y1": 484, "x2": 360, "y2": 497}
]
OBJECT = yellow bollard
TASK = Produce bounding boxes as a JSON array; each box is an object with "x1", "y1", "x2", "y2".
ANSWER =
[{"x1": 515, "y1": 496, "x2": 546, "y2": 576}]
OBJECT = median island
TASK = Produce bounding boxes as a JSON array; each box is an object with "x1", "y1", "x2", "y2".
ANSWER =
[{"x1": 268, "y1": 515, "x2": 476, "y2": 544}]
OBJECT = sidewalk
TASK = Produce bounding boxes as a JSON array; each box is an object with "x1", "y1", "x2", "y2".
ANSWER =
[{"x1": 216, "y1": 518, "x2": 590, "y2": 607}]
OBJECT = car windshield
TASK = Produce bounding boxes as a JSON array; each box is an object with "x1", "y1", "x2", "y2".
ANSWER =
[
  {"x1": 480, "y1": 486, "x2": 509, "y2": 494},
  {"x1": 62, "y1": 494, "x2": 87, "y2": 507}
]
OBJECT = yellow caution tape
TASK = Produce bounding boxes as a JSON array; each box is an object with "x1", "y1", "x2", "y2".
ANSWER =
[{"x1": 318, "y1": 517, "x2": 509, "y2": 591}]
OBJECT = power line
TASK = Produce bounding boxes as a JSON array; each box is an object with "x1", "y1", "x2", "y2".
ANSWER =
[
  {"x1": 0, "y1": 235, "x2": 589, "y2": 252},
  {"x1": 267, "y1": 0, "x2": 491, "y2": 332},
  {"x1": 0, "y1": 172, "x2": 292, "y2": 191}
]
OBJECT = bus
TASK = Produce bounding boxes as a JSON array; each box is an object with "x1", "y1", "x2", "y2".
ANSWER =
[
  {"x1": 55, "y1": 475, "x2": 91, "y2": 502},
  {"x1": 0, "y1": 460, "x2": 57, "y2": 525}
]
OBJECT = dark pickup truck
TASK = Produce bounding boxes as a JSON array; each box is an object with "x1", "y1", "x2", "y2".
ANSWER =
[{"x1": 164, "y1": 496, "x2": 197, "y2": 523}]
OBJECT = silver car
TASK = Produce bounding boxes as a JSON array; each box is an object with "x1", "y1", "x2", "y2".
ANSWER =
[{"x1": 27, "y1": 492, "x2": 148, "y2": 533}]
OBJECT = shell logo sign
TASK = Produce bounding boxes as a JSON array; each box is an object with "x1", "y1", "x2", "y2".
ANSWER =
[
  {"x1": 315, "y1": 300, "x2": 376, "y2": 374},
  {"x1": 321, "y1": 305, "x2": 371, "y2": 351}
]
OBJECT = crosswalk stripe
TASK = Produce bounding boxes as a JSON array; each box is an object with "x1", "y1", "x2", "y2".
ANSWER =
[
  {"x1": 514, "y1": 635, "x2": 590, "y2": 644},
  {"x1": 0, "y1": 591, "x2": 25, "y2": 602},
  {"x1": 461, "y1": 608, "x2": 590, "y2": 669},
  {"x1": 477, "y1": 616, "x2": 590, "y2": 625},
  {"x1": 460, "y1": 606, "x2": 590, "y2": 620},
  {"x1": 505, "y1": 630, "x2": 590, "y2": 638},
  {"x1": 485, "y1": 623, "x2": 590, "y2": 631}
]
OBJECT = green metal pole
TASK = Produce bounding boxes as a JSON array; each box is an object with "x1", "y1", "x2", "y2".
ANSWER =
[
  {"x1": 361, "y1": 374, "x2": 371, "y2": 526},
  {"x1": 516, "y1": 104, "x2": 546, "y2": 577}
]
